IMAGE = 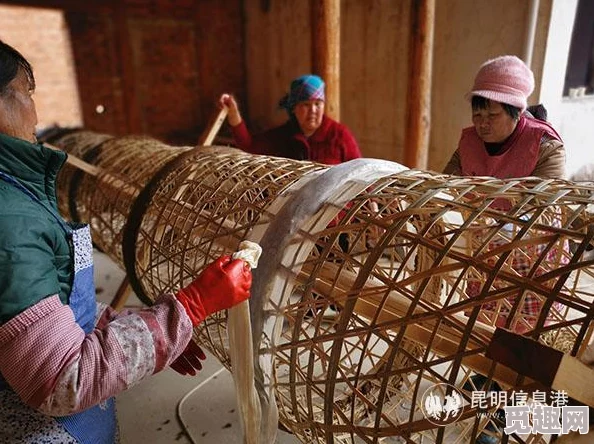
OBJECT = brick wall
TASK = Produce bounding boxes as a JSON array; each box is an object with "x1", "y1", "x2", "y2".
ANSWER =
[
  {"x1": 0, "y1": 5, "x2": 83, "y2": 130},
  {"x1": 0, "y1": 1, "x2": 245, "y2": 146}
]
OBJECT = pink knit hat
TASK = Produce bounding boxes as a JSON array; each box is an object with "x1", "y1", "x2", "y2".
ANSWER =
[{"x1": 467, "y1": 55, "x2": 534, "y2": 111}]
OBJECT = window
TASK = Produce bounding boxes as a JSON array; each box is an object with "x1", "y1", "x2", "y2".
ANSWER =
[{"x1": 564, "y1": 0, "x2": 594, "y2": 96}]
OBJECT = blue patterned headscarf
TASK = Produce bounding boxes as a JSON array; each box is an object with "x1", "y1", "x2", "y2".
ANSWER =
[{"x1": 278, "y1": 74, "x2": 325, "y2": 115}]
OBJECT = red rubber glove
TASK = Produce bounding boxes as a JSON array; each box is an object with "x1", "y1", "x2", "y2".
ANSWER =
[
  {"x1": 175, "y1": 255, "x2": 252, "y2": 326},
  {"x1": 170, "y1": 341, "x2": 207, "y2": 376}
]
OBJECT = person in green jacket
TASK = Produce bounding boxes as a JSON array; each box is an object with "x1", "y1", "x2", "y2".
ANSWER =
[{"x1": 0, "y1": 39, "x2": 253, "y2": 443}]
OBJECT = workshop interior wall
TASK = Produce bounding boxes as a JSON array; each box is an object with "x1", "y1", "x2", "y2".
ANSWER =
[
  {"x1": 0, "y1": 1, "x2": 245, "y2": 145},
  {"x1": 243, "y1": 0, "x2": 549, "y2": 170},
  {"x1": 0, "y1": 0, "x2": 576, "y2": 170},
  {"x1": 0, "y1": 5, "x2": 82, "y2": 130}
]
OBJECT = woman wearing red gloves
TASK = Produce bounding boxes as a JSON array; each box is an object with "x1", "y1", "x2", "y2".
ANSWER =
[{"x1": 0, "y1": 40, "x2": 252, "y2": 443}]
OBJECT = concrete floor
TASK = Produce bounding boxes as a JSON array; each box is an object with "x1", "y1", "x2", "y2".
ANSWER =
[{"x1": 94, "y1": 250, "x2": 299, "y2": 444}]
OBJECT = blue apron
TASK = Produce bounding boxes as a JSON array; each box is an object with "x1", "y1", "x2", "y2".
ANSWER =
[{"x1": 0, "y1": 171, "x2": 117, "y2": 443}]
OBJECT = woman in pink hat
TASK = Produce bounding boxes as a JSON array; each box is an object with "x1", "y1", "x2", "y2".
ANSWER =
[
  {"x1": 446, "y1": 55, "x2": 567, "y2": 444},
  {"x1": 443, "y1": 55, "x2": 565, "y2": 179},
  {"x1": 445, "y1": 56, "x2": 567, "y2": 334}
]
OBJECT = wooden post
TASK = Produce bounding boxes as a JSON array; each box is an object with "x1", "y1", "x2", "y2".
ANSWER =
[
  {"x1": 311, "y1": 0, "x2": 340, "y2": 120},
  {"x1": 113, "y1": 2, "x2": 142, "y2": 134},
  {"x1": 404, "y1": 0, "x2": 435, "y2": 170}
]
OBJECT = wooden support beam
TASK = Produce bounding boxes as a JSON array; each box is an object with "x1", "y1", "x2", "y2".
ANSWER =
[
  {"x1": 404, "y1": 0, "x2": 435, "y2": 170},
  {"x1": 296, "y1": 261, "x2": 524, "y2": 388},
  {"x1": 311, "y1": 0, "x2": 340, "y2": 120},
  {"x1": 46, "y1": 142, "x2": 138, "y2": 197}
]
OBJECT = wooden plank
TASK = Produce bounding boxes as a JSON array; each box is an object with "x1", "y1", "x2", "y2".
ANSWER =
[
  {"x1": 65, "y1": 11, "x2": 130, "y2": 136},
  {"x1": 0, "y1": 0, "x2": 193, "y2": 17},
  {"x1": 486, "y1": 327, "x2": 562, "y2": 386},
  {"x1": 340, "y1": 2, "x2": 410, "y2": 163},
  {"x1": 487, "y1": 328, "x2": 594, "y2": 407}
]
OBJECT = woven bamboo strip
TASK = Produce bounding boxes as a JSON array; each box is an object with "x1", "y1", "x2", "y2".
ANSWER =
[{"x1": 45, "y1": 129, "x2": 594, "y2": 444}]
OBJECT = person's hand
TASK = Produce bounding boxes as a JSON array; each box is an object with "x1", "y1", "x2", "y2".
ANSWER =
[
  {"x1": 175, "y1": 255, "x2": 252, "y2": 325},
  {"x1": 218, "y1": 93, "x2": 242, "y2": 126},
  {"x1": 170, "y1": 341, "x2": 207, "y2": 376}
]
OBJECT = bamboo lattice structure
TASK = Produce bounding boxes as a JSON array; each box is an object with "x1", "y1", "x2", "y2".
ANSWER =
[{"x1": 43, "y1": 128, "x2": 594, "y2": 443}]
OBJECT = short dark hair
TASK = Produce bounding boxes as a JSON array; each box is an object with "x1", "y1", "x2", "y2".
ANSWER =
[
  {"x1": 0, "y1": 40, "x2": 35, "y2": 95},
  {"x1": 471, "y1": 95, "x2": 520, "y2": 120}
]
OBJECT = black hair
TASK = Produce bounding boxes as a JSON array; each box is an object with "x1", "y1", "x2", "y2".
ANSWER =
[
  {"x1": 471, "y1": 95, "x2": 520, "y2": 120},
  {"x1": 0, "y1": 40, "x2": 35, "y2": 96}
]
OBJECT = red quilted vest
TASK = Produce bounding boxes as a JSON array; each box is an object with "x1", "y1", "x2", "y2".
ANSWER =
[{"x1": 458, "y1": 115, "x2": 562, "y2": 178}]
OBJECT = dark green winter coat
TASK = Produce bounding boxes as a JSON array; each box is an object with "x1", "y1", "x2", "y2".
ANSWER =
[{"x1": 0, "y1": 133, "x2": 73, "y2": 323}]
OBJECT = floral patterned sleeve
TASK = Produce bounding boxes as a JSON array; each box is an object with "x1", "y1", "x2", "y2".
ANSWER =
[{"x1": 0, "y1": 293, "x2": 192, "y2": 416}]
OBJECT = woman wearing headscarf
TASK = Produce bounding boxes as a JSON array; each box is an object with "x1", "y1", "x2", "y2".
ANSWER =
[
  {"x1": 219, "y1": 74, "x2": 362, "y2": 164},
  {"x1": 0, "y1": 40, "x2": 252, "y2": 443}
]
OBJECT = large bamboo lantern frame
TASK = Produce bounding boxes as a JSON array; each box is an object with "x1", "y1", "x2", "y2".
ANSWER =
[{"x1": 45, "y1": 129, "x2": 594, "y2": 443}]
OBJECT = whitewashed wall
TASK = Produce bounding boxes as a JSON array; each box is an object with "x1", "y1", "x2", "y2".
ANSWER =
[{"x1": 540, "y1": 0, "x2": 594, "y2": 179}]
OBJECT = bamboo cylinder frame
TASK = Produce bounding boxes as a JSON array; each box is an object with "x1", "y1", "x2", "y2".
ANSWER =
[{"x1": 45, "y1": 129, "x2": 594, "y2": 444}]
